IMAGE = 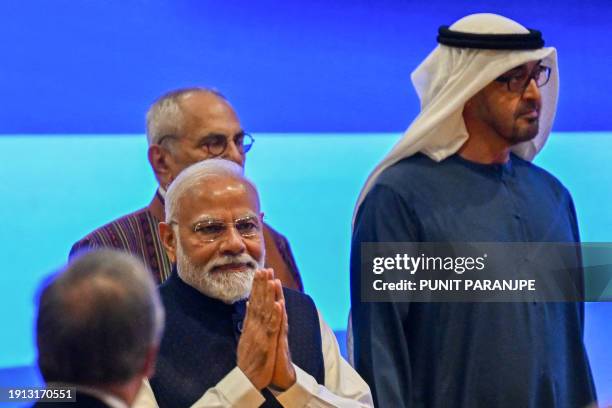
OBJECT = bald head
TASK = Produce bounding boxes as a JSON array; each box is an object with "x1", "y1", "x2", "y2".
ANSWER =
[{"x1": 146, "y1": 87, "x2": 234, "y2": 146}]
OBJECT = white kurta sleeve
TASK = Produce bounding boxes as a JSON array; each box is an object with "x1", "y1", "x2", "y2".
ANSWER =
[
  {"x1": 274, "y1": 312, "x2": 374, "y2": 407},
  {"x1": 132, "y1": 367, "x2": 265, "y2": 408}
]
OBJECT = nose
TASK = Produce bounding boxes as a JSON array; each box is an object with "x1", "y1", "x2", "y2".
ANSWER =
[
  {"x1": 522, "y1": 78, "x2": 542, "y2": 103},
  {"x1": 219, "y1": 225, "x2": 246, "y2": 256},
  {"x1": 222, "y1": 141, "x2": 245, "y2": 167}
]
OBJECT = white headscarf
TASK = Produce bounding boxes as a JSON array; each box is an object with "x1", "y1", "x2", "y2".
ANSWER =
[{"x1": 353, "y1": 13, "x2": 559, "y2": 223}]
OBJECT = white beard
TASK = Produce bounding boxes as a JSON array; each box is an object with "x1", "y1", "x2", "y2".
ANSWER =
[{"x1": 175, "y1": 240, "x2": 264, "y2": 304}]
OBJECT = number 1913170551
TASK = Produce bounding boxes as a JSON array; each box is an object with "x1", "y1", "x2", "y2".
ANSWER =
[{"x1": 1, "y1": 387, "x2": 75, "y2": 402}]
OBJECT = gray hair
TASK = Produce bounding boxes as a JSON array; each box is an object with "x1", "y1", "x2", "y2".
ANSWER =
[
  {"x1": 36, "y1": 250, "x2": 165, "y2": 386},
  {"x1": 165, "y1": 158, "x2": 256, "y2": 223},
  {"x1": 145, "y1": 87, "x2": 227, "y2": 146}
]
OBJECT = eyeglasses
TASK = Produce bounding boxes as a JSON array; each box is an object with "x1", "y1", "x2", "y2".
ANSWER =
[
  {"x1": 495, "y1": 64, "x2": 551, "y2": 93},
  {"x1": 158, "y1": 132, "x2": 255, "y2": 157},
  {"x1": 199, "y1": 132, "x2": 255, "y2": 157},
  {"x1": 170, "y1": 215, "x2": 262, "y2": 243}
]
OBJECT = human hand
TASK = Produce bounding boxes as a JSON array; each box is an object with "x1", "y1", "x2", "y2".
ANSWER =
[
  {"x1": 237, "y1": 269, "x2": 282, "y2": 389},
  {"x1": 270, "y1": 283, "x2": 296, "y2": 390}
]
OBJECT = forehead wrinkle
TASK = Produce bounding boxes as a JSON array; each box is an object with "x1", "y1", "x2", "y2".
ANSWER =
[
  {"x1": 188, "y1": 180, "x2": 250, "y2": 205},
  {"x1": 180, "y1": 94, "x2": 237, "y2": 126},
  {"x1": 201, "y1": 176, "x2": 256, "y2": 200},
  {"x1": 177, "y1": 178, "x2": 259, "y2": 219}
]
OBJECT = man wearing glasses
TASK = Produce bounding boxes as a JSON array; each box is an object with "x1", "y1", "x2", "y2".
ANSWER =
[
  {"x1": 350, "y1": 13, "x2": 597, "y2": 407},
  {"x1": 70, "y1": 88, "x2": 303, "y2": 291},
  {"x1": 134, "y1": 159, "x2": 373, "y2": 407}
]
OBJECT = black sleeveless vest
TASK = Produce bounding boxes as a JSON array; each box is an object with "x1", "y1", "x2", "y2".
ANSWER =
[{"x1": 151, "y1": 272, "x2": 325, "y2": 407}]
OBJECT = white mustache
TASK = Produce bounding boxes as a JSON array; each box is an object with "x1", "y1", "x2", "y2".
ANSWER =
[{"x1": 207, "y1": 254, "x2": 258, "y2": 271}]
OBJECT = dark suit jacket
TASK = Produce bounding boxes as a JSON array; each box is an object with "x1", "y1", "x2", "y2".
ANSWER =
[{"x1": 32, "y1": 391, "x2": 111, "y2": 408}]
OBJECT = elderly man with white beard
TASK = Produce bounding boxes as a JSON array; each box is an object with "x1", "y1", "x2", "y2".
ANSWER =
[{"x1": 133, "y1": 159, "x2": 373, "y2": 408}]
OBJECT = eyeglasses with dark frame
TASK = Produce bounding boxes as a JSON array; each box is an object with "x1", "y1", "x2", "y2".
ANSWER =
[
  {"x1": 495, "y1": 64, "x2": 551, "y2": 93},
  {"x1": 157, "y1": 132, "x2": 255, "y2": 157},
  {"x1": 169, "y1": 215, "x2": 262, "y2": 243}
]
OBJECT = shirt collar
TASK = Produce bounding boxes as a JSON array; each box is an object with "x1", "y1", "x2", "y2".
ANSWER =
[{"x1": 76, "y1": 385, "x2": 130, "y2": 408}]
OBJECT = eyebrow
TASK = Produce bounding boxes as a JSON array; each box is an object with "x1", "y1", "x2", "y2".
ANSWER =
[
  {"x1": 190, "y1": 215, "x2": 217, "y2": 225},
  {"x1": 198, "y1": 132, "x2": 227, "y2": 142},
  {"x1": 192, "y1": 212, "x2": 258, "y2": 225},
  {"x1": 235, "y1": 214, "x2": 259, "y2": 222},
  {"x1": 199, "y1": 130, "x2": 245, "y2": 140}
]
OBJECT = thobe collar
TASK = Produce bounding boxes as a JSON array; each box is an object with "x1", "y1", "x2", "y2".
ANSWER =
[{"x1": 449, "y1": 152, "x2": 516, "y2": 179}]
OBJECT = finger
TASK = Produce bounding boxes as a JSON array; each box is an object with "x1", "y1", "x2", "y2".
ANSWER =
[
  {"x1": 249, "y1": 269, "x2": 265, "y2": 312},
  {"x1": 244, "y1": 301, "x2": 251, "y2": 321},
  {"x1": 279, "y1": 300, "x2": 288, "y2": 336},
  {"x1": 263, "y1": 301, "x2": 282, "y2": 337},
  {"x1": 270, "y1": 301, "x2": 282, "y2": 331},
  {"x1": 274, "y1": 301, "x2": 290, "y2": 364},
  {"x1": 279, "y1": 301, "x2": 291, "y2": 363},
  {"x1": 242, "y1": 301, "x2": 256, "y2": 332},
  {"x1": 274, "y1": 279, "x2": 284, "y2": 302},
  {"x1": 264, "y1": 269, "x2": 277, "y2": 303},
  {"x1": 263, "y1": 279, "x2": 276, "y2": 320}
]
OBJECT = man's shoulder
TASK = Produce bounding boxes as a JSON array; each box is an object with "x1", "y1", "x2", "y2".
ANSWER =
[
  {"x1": 376, "y1": 153, "x2": 438, "y2": 188},
  {"x1": 282, "y1": 286, "x2": 315, "y2": 307},
  {"x1": 32, "y1": 391, "x2": 110, "y2": 408},
  {"x1": 512, "y1": 154, "x2": 570, "y2": 196},
  {"x1": 365, "y1": 153, "x2": 444, "y2": 205},
  {"x1": 282, "y1": 287, "x2": 319, "y2": 319},
  {"x1": 70, "y1": 207, "x2": 153, "y2": 255}
]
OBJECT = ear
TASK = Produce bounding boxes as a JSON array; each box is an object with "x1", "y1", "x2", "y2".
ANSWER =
[
  {"x1": 158, "y1": 222, "x2": 177, "y2": 263},
  {"x1": 148, "y1": 145, "x2": 173, "y2": 188},
  {"x1": 462, "y1": 93, "x2": 480, "y2": 120},
  {"x1": 141, "y1": 344, "x2": 160, "y2": 379}
]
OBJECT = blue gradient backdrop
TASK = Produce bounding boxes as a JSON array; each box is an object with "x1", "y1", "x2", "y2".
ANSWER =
[
  {"x1": 0, "y1": 1, "x2": 610, "y2": 405},
  {"x1": 0, "y1": 1, "x2": 611, "y2": 133}
]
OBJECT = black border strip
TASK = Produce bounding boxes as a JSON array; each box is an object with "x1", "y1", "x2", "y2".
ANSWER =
[{"x1": 437, "y1": 26, "x2": 544, "y2": 50}]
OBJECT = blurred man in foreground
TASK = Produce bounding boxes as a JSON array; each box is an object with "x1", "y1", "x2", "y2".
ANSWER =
[{"x1": 36, "y1": 250, "x2": 165, "y2": 407}]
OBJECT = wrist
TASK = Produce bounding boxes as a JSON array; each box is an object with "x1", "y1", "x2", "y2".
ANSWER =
[
  {"x1": 238, "y1": 364, "x2": 268, "y2": 390},
  {"x1": 271, "y1": 367, "x2": 296, "y2": 391}
]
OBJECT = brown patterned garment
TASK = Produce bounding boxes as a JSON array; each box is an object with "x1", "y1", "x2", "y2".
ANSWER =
[
  {"x1": 70, "y1": 205, "x2": 172, "y2": 284},
  {"x1": 70, "y1": 193, "x2": 304, "y2": 290}
]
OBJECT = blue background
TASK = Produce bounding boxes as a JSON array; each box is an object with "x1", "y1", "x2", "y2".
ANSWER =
[
  {"x1": 0, "y1": 0, "x2": 611, "y2": 133},
  {"x1": 0, "y1": 0, "x2": 610, "y2": 405}
]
